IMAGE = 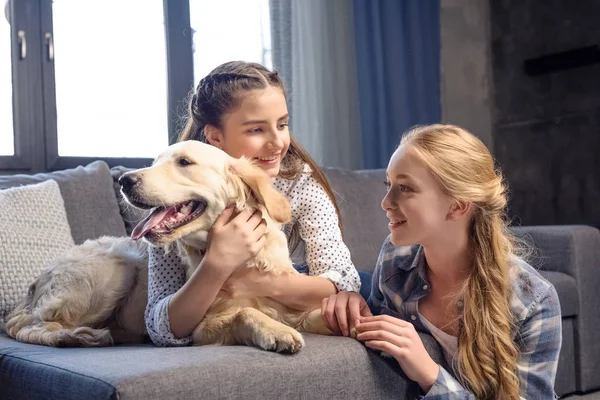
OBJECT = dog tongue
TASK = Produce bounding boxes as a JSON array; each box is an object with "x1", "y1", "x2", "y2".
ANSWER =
[{"x1": 131, "y1": 207, "x2": 173, "y2": 240}]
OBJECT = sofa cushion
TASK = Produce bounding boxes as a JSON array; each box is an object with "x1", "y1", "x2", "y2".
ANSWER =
[
  {"x1": 0, "y1": 180, "x2": 75, "y2": 321},
  {"x1": 0, "y1": 161, "x2": 127, "y2": 244},
  {"x1": 323, "y1": 168, "x2": 389, "y2": 273},
  {"x1": 511, "y1": 225, "x2": 597, "y2": 279},
  {"x1": 0, "y1": 333, "x2": 443, "y2": 400}
]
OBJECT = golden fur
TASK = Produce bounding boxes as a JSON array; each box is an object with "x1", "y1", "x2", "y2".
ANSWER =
[{"x1": 6, "y1": 141, "x2": 329, "y2": 352}]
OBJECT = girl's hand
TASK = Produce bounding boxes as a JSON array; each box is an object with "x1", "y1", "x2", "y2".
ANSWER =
[
  {"x1": 204, "y1": 206, "x2": 267, "y2": 276},
  {"x1": 355, "y1": 315, "x2": 440, "y2": 392},
  {"x1": 220, "y1": 268, "x2": 288, "y2": 299},
  {"x1": 321, "y1": 291, "x2": 373, "y2": 337}
]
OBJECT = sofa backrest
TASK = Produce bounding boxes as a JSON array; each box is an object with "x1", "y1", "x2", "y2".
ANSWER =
[
  {"x1": 323, "y1": 168, "x2": 390, "y2": 273},
  {"x1": 512, "y1": 225, "x2": 600, "y2": 277},
  {"x1": 0, "y1": 161, "x2": 127, "y2": 244}
]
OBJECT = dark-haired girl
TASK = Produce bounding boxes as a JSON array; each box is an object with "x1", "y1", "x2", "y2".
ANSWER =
[{"x1": 146, "y1": 61, "x2": 361, "y2": 346}]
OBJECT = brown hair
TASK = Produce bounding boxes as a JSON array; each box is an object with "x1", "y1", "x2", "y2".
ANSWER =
[
  {"x1": 178, "y1": 61, "x2": 343, "y2": 236},
  {"x1": 401, "y1": 124, "x2": 521, "y2": 400}
]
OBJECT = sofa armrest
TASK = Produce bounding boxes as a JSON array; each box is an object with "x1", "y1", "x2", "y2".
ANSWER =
[{"x1": 511, "y1": 225, "x2": 600, "y2": 392}]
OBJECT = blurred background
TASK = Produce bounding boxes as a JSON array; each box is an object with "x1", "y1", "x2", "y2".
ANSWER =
[{"x1": 1, "y1": 0, "x2": 599, "y2": 228}]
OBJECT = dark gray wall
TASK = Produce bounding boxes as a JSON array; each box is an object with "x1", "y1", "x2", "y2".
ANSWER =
[
  {"x1": 490, "y1": 0, "x2": 600, "y2": 227},
  {"x1": 440, "y1": 0, "x2": 494, "y2": 151}
]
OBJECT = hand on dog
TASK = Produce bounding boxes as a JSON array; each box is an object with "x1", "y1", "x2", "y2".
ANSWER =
[
  {"x1": 205, "y1": 206, "x2": 267, "y2": 276},
  {"x1": 355, "y1": 315, "x2": 439, "y2": 392},
  {"x1": 321, "y1": 291, "x2": 373, "y2": 337}
]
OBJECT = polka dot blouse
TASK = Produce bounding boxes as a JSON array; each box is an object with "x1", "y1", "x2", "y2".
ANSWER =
[{"x1": 145, "y1": 162, "x2": 361, "y2": 347}]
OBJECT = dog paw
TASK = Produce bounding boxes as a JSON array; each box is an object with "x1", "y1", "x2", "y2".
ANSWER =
[{"x1": 257, "y1": 327, "x2": 304, "y2": 354}]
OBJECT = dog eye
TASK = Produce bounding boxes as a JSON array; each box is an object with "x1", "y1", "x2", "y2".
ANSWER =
[{"x1": 178, "y1": 158, "x2": 193, "y2": 167}]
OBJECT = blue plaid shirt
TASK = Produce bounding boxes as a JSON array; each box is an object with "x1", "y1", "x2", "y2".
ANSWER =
[{"x1": 367, "y1": 236, "x2": 562, "y2": 399}]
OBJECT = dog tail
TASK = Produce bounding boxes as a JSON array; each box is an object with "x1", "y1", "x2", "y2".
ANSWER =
[
  {"x1": 5, "y1": 281, "x2": 114, "y2": 347},
  {"x1": 5, "y1": 311, "x2": 114, "y2": 347}
]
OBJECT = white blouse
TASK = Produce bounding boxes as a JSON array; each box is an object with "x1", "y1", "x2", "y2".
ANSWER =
[{"x1": 145, "y1": 161, "x2": 361, "y2": 346}]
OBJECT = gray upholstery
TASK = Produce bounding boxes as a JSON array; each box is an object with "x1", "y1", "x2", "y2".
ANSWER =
[
  {"x1": 512, "y1": 225, "x2": 600, "y2": 393},
  {"x1": 0, "y1": 161, "x2": 126, "y2": 244},
  {"x1": 0, "y1": 333, "x2": 443, "y2": 400},
  {"x1": 323, "y1": 168, "x2": 389, "y2": 273}
]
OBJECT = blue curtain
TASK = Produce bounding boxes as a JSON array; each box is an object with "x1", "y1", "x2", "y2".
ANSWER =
[{"x1": 354, "y1": 0, "x2": 441, "y2": 169}]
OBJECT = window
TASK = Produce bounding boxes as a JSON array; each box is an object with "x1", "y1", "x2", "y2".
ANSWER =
[
  {"x1": 1, "y1": 3, "x2": 13, "y2": 156},
  {"x1": 51, "y1": 0, "x2": 169, "y2": 158},
  {"x1": 189, "y1": 0, "x2": 271, "y2": 84},
  {"x1": 2, "y1": 0, "x2": 273, "y2": 174}
]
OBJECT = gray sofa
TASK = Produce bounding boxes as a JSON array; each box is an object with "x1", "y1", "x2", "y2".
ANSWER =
[{"x1": 0, "y1": 161, "x2": 598, "y2": 399}]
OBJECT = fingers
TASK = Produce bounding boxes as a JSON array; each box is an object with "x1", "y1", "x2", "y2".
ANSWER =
[
  {"x1": 359, "y1": 314, "x2": 411, "y2": 328},
  {"x1": 321, "y1": 298, "x2": 332, "y2": 332},
  {"x1": 236, "y1": 207, "x2": 256, "y2": 222},
  {"x1": 363, "y1": 340, "x2": 403, "y2": 359},
  {"x1": 248, "y1": 209, "x2": 264, "y2": 228},
  {"x1": 250, "y1": 234, "x2": 267, "y2": 256},
  {"x1": 320, "y1": 293, "x2": 370, "y2": 338},
  {"x1": 252, "y1": 216, "x2": 267, "y2": 236},
  {"x1": 324, "y1": 295, "x2": 343, "y2": 336},
  {"x1": 335, "y1": 296, "x2": 350, "y2": 337},
  {"x1": 238, "y1": 207, "x2": 262, "y2": 224},
  {"x1": 360, "y1": 302, "x2": 374, "y2": 318},
  {"x1": 233, "y1": 208, "x2": 266, "y2": 235},
  {"x1": 213, "y1": 205, "x2": 235, "y2": 228},
  {"x1": 347, "y1": 294, "x2": 364, "y2": 334},
  {"x1": 355, "y1": 321, "x2": 403, "y2": 338},
  {"x1": 358, "y1": 330, "x2": 411, "y2": 348},
  {"x1": 225, "y1": 207, "x2": 258, "y2": 229}
]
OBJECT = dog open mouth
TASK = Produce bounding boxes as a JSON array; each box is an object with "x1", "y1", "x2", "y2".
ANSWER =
[{"x1": 131, "y1": 199, "x2": 208, "y2": 240}]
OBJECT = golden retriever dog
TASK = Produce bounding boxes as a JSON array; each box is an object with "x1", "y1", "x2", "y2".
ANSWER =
[{"x1": 5, "y1": 141, "x2": 329, "y2": 352}]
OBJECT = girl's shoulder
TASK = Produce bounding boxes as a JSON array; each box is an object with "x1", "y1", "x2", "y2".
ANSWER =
[{"x1": 509, "y1": 257, "x2": 557, "y2": 322}]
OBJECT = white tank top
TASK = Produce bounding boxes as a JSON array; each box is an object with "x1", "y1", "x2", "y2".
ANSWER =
[{"x1": 419, "y1": 313, "x2": 459, "y2": 366}]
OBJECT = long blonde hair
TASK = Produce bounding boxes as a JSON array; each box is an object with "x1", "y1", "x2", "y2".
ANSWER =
[{"x1": 401, "y1": 124, "x2": 520, "y2": 399}]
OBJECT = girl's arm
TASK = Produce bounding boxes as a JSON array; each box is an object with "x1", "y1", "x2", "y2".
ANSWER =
[
  {"x1": 168, "y1": 207, "x2": 266, "y2": 338},
  {"x1": 268, "y1": 273, "x2": 336, "y2": 311},
  {"x1": 146, "y1": 207, "x2": 267, "y2": 345},
  {"x1": 294, "y1": 173, "x2": 361, "y2": 290},
  {"x1": 145, "y1": 246, "x2": 194, "y2": 346},
  {"x1": 319, "y1": 237, "x2": 393, "y2": 336},
  {"x1": 359, "y1": 284, "x2": 561, "y2": 399},
  {"x1": 167, "y1": 253, "x2": 234, "y2": 338},
  {"x1": 218, "y1": 267, "x2": 337, "y2": 312}
]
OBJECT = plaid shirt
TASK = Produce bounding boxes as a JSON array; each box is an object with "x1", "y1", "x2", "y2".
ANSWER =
[{"x1": 367, "y1": 236, "x2": 562, "y2": 399}]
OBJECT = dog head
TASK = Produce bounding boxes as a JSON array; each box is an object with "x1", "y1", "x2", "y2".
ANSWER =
[{"x1": 119, "y1": 141, "x2": 291, "y2": 248}]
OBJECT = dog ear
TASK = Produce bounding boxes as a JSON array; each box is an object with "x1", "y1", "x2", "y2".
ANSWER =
[{"x1": 228, "y1": 158, "x2": 291, "y2": 224}]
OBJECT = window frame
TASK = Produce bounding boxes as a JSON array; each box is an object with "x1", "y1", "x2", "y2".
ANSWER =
[
  {"x1": 0, "y1": 0, "x2": 45, "y2": 173},
  {"x1": 1, "y1": 0, "x2": 195, "y2": 174}
]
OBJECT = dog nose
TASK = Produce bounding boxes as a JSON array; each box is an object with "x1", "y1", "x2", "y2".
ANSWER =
[{"x1": 119, "y1": 173, "x2": 141, "y2": 192}]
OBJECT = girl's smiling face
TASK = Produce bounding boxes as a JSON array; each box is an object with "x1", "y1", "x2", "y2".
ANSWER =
[
  {"x1": 381, "y1": 144, "x2": 455, "y2": 247},
  {"x1": 205, "y1": 86, "x2": 290, "y2": 178}
]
